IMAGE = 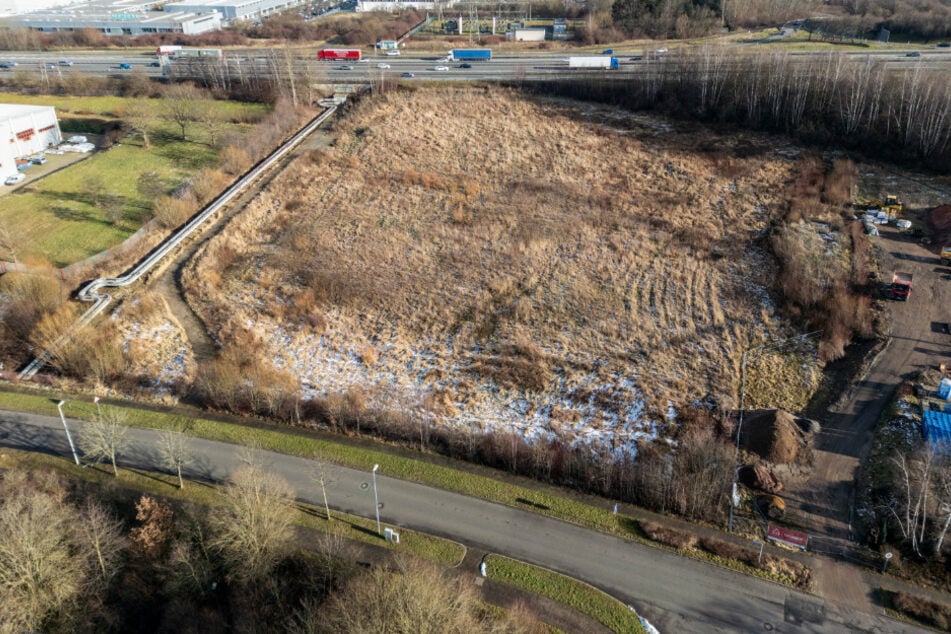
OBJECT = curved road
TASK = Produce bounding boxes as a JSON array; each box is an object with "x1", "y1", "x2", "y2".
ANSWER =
[{"x1": 0, "y1": 409, "x2": 925, "y2": 633}]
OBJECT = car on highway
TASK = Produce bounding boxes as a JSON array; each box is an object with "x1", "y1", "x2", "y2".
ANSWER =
[
  {"x1": 628, "y1": 55, "x2": 643, "y2": 61},
  {"x1": 433, "y1": 65, "x2": 449, "y2": 71},
  {"x1": 58, "y1": 60, "x2": 73, "y2": 66},
  {"x1": 386, "y1": 49, "x2": 400, "y2": 56},
  {"x1": 45, "y1": 63, "x2": 55, "y2": 70},
  {"x1": 118, "y1": 62, "x2": 132, "y2": 69},
  {"x1": 601, "y1": 49, "x2": 614, "y2": 54},
  {"x1": 401, "y1": 71, "x2": 415, "y2": 78},
  {"x1": 336, "y1": 65, "x2": 353, "y2": 70},
  {"x1": 148, "y1": 61, "x2": 161, "y2": 67},
  {"x1": 437, "y1": 56, "x2": 450, "y2": 63},
  {"x1": 938, "y1": 42, "x2": 950, "y2": 47},
  {"x1": 376, "y1": 63, "x2": 391, "y2": 68},
  {"x1": 906, "y1": 51, "x2": 921, "y2": 57},
  {"x1": 0, "y1": 61, "x2": 17, "y2": 69},
  {"x1": 459, "y1": 63, "x2": 472, "y2": 68},
  {"x1": 4, "y1": 173, "x2": 25, "y2": 185}
]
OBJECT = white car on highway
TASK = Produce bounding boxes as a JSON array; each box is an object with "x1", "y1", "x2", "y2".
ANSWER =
[
  {"x1": 433, "y1": 65, "x2": 449, "y2": 71},
  {"x1": 376, "y1": 63, "x2": 391, "y2": 69},
  {"x1": 386, "y1": 49, "x2": 400, "y2": 56}
]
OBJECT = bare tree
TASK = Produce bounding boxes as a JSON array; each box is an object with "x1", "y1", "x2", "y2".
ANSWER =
[
  {"x1": 78, "y1": 500, "x2": 125, "y2": 581},
  {"x1": 124, "y1": 101, "x2": 153, "y2": 149},
  {"x1": 311, "y1": 460, "x2": 335, "y2": 521},
  {"x1": 164, "y1": 83, "x2": 203, "y2": 141},
  {"x1": 210, "y1": 464, "x2": 296, "y2": 582},
  {"x1": 0, "y1": 220, "x2": 20, "y2": 266},
  {"x1": 79, "y1": 406, "x2": 129, "y2": 476},
  {"x1": 159, "y1": 419, "x2": 191, "y2": 489},
  {"x1": 887, "y1": 448, "x2": 935, "y2": 556},
  {"x1": 0, "y1": 488, "x2": 93, "y2": 632}
]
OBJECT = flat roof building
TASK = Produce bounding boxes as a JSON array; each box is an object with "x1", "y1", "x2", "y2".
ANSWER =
[
  {"x1": 162, "y1": 0, "x2": 305, "y2": 22},
  {"x1": 0, "y1": 104, "x2": 62, "y2": 182},
  {"x1": 14, "y1": 0, "x2": 222, "y2": 35}
]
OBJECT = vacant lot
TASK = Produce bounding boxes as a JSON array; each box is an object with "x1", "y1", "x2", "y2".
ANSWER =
[{"x1": 185, "y1": 86, "x2": 819, "y2": 451}]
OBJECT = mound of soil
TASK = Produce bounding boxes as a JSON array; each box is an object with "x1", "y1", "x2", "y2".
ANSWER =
[
  {"x1": 928, "y1": 205, "x2": 951, "y2": 245},
  {"x1": 742, "y1": 409, "x2": 814, "y2": 464},
  {"x1": 738, "y1": 464, "x2": 784, "y2": 494}
]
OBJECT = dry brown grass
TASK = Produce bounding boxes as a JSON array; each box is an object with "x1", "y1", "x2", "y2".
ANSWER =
[{"x1": 184, "y1": 86, "x2": 820, "y2": 441}]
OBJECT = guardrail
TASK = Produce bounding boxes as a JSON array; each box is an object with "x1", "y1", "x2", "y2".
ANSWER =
[{"x1": 17, "y1": 104, "x2": 340, "y2": 380}]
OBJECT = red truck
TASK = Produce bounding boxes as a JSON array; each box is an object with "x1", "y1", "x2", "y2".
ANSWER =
[
  {"x1": 318, "y1": 49, "x2": 362, "y2": 61},
  {"x1": 889, "y1": 272, "x2": 913, "y2": 300}
]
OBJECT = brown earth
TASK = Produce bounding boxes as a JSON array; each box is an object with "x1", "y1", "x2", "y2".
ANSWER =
[{"x1": 742, "y1": 408, "x2": 812, "y2": 464}]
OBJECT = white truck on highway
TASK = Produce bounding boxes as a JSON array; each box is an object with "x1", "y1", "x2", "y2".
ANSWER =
[{"x1": 567, "y1": 56, "x2": 620, "y2": 70}]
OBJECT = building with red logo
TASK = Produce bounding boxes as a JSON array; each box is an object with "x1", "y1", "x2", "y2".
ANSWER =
[{"x1": 0, "y1": 104, "x2": 61, "y2": 182}]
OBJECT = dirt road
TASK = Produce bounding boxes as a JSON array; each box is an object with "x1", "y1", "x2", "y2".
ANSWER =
[{"x1": 778, "y1": 217, "x2": 951, "y2": 605}]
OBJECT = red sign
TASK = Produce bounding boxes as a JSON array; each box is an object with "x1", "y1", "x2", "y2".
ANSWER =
[{"x1": 767, "y1": 524, "x2": 808, "y2": 550}]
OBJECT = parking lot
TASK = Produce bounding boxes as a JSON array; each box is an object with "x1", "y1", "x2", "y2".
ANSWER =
[{"x1": 0, "y1": 136, "x2": 98, "y2": 197}]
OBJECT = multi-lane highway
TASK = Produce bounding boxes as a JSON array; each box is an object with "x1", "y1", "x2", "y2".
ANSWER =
[{"x1": 1, "y1": 48, "x2": 950, "y2": 82}]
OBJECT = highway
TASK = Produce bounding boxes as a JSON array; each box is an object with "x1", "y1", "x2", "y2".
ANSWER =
[
  {"x1": 0, "y1": 408, "x2": 928, "y2": 633},
  {"x1": 1, "y1": 48, "x2": 950, "y2": 82}
]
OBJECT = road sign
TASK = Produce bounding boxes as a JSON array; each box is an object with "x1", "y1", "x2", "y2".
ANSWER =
[{"x1": 767, "y1": 524, "x2": 808, "y2": 550}]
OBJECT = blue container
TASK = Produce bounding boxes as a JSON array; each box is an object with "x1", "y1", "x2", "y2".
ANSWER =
[{"x1": 938, "y1": 377, "x2": 951, "y2": 400}]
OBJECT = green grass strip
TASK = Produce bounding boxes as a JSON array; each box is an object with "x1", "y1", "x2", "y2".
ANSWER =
[
  {"x1": 0, "y1": 388, "x2": 804, "y2": 587},
  {"x1": 484, "y1": 555, "x2": 647, "y2": 634},
  {"x1": 0, "y1": 446, "x2": 465, "y2": 567}
]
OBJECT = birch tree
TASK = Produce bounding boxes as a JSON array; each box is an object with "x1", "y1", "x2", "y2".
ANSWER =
[
  {"x1": 79, "y1": 406, "x2": 129, "y2": 476},
  {"x1": 159, "y1": 419, "x2": 191, "y2": 489}
]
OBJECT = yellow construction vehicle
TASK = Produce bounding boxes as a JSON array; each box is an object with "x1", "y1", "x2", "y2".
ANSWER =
[{"x1": 856, "y1": 193, "x2": 903, "y2": 220}]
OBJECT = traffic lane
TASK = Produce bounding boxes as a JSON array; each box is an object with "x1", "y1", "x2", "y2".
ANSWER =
[
  {"x1": 0, "y1": 410, "x2": 928, "y2": 633},
  {"x1": 0, "y1": 411, "x2": 780, "y2": 631}
]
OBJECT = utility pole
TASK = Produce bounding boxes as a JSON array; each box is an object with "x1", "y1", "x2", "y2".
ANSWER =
[
  {"x1": 371, "y1": 463, "x2": 381, "y2": 535},
  {"x1": 57, "y1": 400, "x2": 80, "y2": 465}
]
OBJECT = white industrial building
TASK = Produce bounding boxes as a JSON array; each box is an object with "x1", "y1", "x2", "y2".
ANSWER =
[
  {"x1": 357, "y1": 0, "x2": 454, "y2": 11},
  {"x1": 162, "y1": 0, "x2": 305, "y2": 22},
  {"x1": 0, "y1": 104, "x2": 61, "y2": 182},
  {"x1": 513, "y1": 27, "x2": 546, "y2": 41},
  {"x1": 15, "y1": 8, "x2": 221, "y2": 35},
  {"x1": 0, "y1": 0, "x2": 80, "y2": 17}
]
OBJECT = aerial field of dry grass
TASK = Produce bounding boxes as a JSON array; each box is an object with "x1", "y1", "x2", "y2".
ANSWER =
[{"x1": 185, "y1": 86, "x2": 819, "y2": 452}]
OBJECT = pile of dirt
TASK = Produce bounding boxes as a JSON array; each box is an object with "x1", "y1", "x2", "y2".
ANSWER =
[
  {"x1": 928, "y1": 205, "x2": 951, "y2": 245},
  {"x1": 742, "y1": 409, "x2": 814, "y2": 464},
  {"x1": 738, "y1": 464, "x2": 784, "y2": 494}
]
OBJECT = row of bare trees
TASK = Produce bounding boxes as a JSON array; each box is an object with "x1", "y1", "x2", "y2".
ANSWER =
[
  {"x1": 875, "y1": 446, "x2": 951, "y2": 558},
  {"x1": 1, "y1": 442, "x2": 545, "y2": 631},
  {"x1": 532, "y1": 49, "x2": 951, "y2": 167}
]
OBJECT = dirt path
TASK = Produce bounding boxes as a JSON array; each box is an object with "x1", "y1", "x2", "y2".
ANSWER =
[
  {"x1": 780, "y1": 214, "x2": 951, "y2": 607},
  {"x1": 147, "y1": 129, "x2": 335, "y2": 361}
]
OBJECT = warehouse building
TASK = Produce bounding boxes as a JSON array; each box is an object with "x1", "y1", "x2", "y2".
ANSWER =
[
  {"x1": 162, "y1": 0, "x2": 306, "y2": 23},
  {"x1": 0, "y1": 104, "x2": 62, "y2": 182},
  {"x1": 15, "y1": 8, "x2": 222, "y2": 35}
]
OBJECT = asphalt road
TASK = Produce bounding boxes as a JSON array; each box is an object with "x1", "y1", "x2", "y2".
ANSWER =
[
  {"x1": 1, "y1": 48, "x2": 950, "y2": 81},
  {"x1": 0, "y1": 408, "x2": 926, "y2": 633}
]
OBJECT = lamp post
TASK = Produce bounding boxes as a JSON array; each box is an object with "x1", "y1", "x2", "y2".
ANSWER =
[
  {"x1": 728, "y1": 331, "x2": 819, "y2": 532},
  {"x1": 57, "y1": 400, "x2": 80, "y2": 465},
  {"x1": 371, "y1": 463, "x2": 381, "y2": 535}
]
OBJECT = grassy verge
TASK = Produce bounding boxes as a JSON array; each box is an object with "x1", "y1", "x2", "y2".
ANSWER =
[
  {"x1": 484, "y1": 555, "x2": 647, "y2": 634},
  {"x1": 0, "y1": 388, "x2": 806, "y2": 586},
  {"x1": 0, "y1": 445, "x2": 465, "y2": 567},
  {"x1": 881, "y1": 588, "x2": 951, "y2": 631}
]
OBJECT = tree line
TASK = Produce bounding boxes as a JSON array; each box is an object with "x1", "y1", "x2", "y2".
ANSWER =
[{"x1": 522, "y1": 49, "x2": 951, "y2": 170}]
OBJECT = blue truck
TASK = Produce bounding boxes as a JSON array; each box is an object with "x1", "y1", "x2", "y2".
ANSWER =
[{"x1": 450, "y1": 49, "x2": 492, "y2": 61}]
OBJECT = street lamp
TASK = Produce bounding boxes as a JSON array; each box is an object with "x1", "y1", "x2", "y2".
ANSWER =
[
  {"x1": 371, "y1": 463, "x2": 381, "y2": 535},
  {"x1": 56, "y1": 400, "x2": 80, "y2": 465},
  {"x1": 728, "y1": 331, "x2": 819, "y2": 531}
]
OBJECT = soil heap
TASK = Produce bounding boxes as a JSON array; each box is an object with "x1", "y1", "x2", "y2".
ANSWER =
[{"x1": 742, "y1": 408, "x2": 814, "y2": 464}]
